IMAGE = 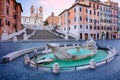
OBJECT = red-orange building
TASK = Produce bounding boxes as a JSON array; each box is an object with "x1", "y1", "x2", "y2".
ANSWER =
[
  {"x1": 0, "y1": 0, "x2": 23, "y2": 38},
  {"x1": 46, "y1": 12, "x2": 59, "y2": 26}
]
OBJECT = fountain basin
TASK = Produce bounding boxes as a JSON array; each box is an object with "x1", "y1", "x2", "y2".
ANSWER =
[{"x1": 34, "y1": 48, "x2": 108, "y2": 68}]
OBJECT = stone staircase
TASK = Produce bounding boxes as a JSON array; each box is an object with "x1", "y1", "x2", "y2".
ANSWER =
[
  {"x1": 51, "y1": 29, "x2": 75, "y2": 39},
  {"x1": 29, "y1": 30, "x2": 63, "y2": 39},
  {"x1": 16, "y1": 29, "x2": 34, "y2": 40}
]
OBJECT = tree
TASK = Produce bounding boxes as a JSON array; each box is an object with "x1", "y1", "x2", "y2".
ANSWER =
[{"x1": 44, "y1": 20, "x2": 48, "y2": 26}]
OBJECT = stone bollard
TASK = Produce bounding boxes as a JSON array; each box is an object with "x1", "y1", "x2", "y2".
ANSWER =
[
  {"x1": 23, "y1": 33, "x2": 28, "y2": 40},
  {"x1": 89, "y1": 59, "x2": 96, "y2": 69},
  {"x1": 45, "y1": 46, "x2": 48, "y2": 51},
  {"x1": 34, "y1": 49, "x2": 37, "y2": 54},
  {"x1": 13, "y1": 36, "x2": 17, "y2": 42},
  {"x1": 53, "y1": 63, "x2": 60, "y2": 73},
  {"x1": 1, "y1": 32, "x2": 8, "y2": 40},
  {"x1": 73, "y1": 43, "x2": 75, "y2": 48},
  {"x1": 64, "y1": 44, "x2": 67, "y2": 47},
  {"x1": 65, "y1": 34, "x2": 68, "y2": 40}
]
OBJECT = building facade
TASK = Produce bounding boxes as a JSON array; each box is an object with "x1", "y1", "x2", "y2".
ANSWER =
[
  {"x1": 21, "y1": 5, "x2": 43, "y2": 28},
  {"x1": 46, "y1": 12, "x2": 59, "y2": 26},
  {"x1": 59, "y1": 0, "x2": 119, "y2": 40},
  {"x1": 0, "y1": 0, "x2": 23, "y2": 37},
  {"x1": 118, "y1": 8, "x2": 120, "y2": 39},
  {"x1": 100, "y1": 3, "x2": 111, "y2": 39}
]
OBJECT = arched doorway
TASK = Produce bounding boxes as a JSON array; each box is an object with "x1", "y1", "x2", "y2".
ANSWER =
[
  {"x1": 94, "y1": 34, "x2": 96, "y2": 39},
  {"x1": 102, "y1": 32, "x2": 105, "y2": 39},
  {"x1": 97, "y1": 33, "x2": 99, "y2": 39},
  {"x1": 91, "y1": 34, "x2": 93, "y2": 38},
  {"x1": 106, "y1": 32, "x2": 109, "y2": 39},
  {"x1": 80, "y1": 33, "x2": 82, "y2": 39},
  {"x1": 84, "y1": 33, "x2": 88, "y2": 40},
  {"x1": 111, "y1": 34, "x2": 112, "y2": 39}
]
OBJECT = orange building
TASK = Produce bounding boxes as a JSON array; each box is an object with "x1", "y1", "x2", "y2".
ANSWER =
[
  {"x1": 0, "y1": 0, "x2": 23, "y2": 38},
  {"x1": 46, "y1": 12, "x2": 59, "y2": 26},
  {"x1": 59, "y1": 0, "x2": 119, "y2": 40}
]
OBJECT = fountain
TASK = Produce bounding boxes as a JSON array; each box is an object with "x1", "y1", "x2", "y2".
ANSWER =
[
  {"x1": 2, "y1": 38, "x2": 117, "y2": 71},
  {"x1": 45, "y1": 38, "x2": 97, "y2": 61},
  {"x1": 31, "y1": 38, "x2": 100, "y2": 70}
]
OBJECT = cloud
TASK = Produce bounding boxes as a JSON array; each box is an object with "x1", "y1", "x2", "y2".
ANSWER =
[{"x1": 39, "y1": 0, "x2": 74, "y2": 19}]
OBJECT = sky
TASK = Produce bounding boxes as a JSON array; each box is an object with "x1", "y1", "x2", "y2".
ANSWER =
[{"x1": 16, "y1": 0, "x2": 120, "y2": 21}]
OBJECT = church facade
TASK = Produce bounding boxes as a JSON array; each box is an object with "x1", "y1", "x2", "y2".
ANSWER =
[{"x1": 21, "y1": 5, "x2": 43, "y2": 28}]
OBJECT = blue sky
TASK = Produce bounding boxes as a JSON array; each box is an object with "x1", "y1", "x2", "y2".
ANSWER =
[{"x1": 16, "y1": 0, "x2": 120, "y2": 21}]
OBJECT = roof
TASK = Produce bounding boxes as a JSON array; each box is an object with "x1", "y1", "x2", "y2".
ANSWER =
[
  {"x1": 17, "y1": 3, "x2": 23, "y2": 12},
  {"x1": 59, "y1": 3, "x2": 90, "y2": 16},
  {"x1": 13, "y1": 0, "x2": 23, "y2": 12}
]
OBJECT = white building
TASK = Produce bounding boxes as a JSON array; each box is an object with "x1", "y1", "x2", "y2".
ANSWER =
[{"x1": 21, "y1": 5, "x2": 43, "y2": 28}]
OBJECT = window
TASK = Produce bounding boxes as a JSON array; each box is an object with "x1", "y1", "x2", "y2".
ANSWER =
[
  {"x1": 86, "y1": 17, "x2": 88, "y2": 22},
  {"x1": 13, "y1": 14, "x2": 16, "y2": 19},
  {"x1": 6, "y1": 0, "x2": 10, "y2": 4},
  {"x1": 86, "y1": 9, "x2": 88, "y2": 13},
  {"x1": 90, "y1": 10, "x2": 92, "y2": 15},
  {"x1": 101, "y1": 26, "x2": 103, "y2": 30},
  {"x1": 80, "y1": 16, "x2": 82, "y2": 21},
  {"x1": 97, "y1": 12, "x2": 99, "y2": 16},
  {"x1": 100, "y1": 6, "x2": 102, "y2": 10},
  {"x1": 94, "y1": 26, "x2": 96, "y2": 30},
  {"x1": 80, "y1": 25, "x2": 82, "y2": 29},
  {"x1": 68, "y1": 12, "x2": 70, "y2": 16},
  {"x1": 80, "y1": 7, "x2": 82, "y2": 12},
  {"x1": 104, "y1": 27, "x2": 106, "y2": 30},
  {"x1": 98, "y1": 20, "x2": 99, "y2": 23},
  {"x1": 74, "y1": 25, "x2": 76, "y2": 29},
  {"x1": 93, "y1": 4, "x2": 95, "y2": 8},
  {"x1": 86, "y1": 25, "x2": 88, "y2": 29},
  {"x1": 13, "y1": 5, "x2": 16, "y2": 10},
  {"x1": 90, "y1": 25, "x2": 92, "y2": 29},
  {"x1": 107, "y1": 27, "x2": 109, "y2": 30},
  {"x1": 97, "y1": 5, "x2": 99, "y2": 9},
  {"x1": 64, "y1": 13, "x2": 66, "y2": 17},
  {"x1": 90, "y1": 19, "x2": 92, "y2": 23},
  {"x1": 74, "y1": 17, "x2": 76, "y2": 21},
  {"x1": 6, "y1": 7, "x2": 9, "y2": 15},
  {"x1": 89, "y1": 3, "x2": 91, "y2": 7},
  {"x1": 68, "y1": 20, "x2": 70, "y2": 23},
  {"x1": 94, "y1": 11, "x2": 96, "y2": 15},
  {"x1": 0, "y1": 19, "x2": 1, "y2": 27},
  {"x1": 74, "y1": 8, "x2": 76, "y2": 13},
  {"x1": 6, "y1": 20, "x2": 7, "y2": 25},
  {"x1": 94, "y1": 19, "x2": 96, "y2": 25},
  {"x1": 64, "y1": 28, "x2": 66, "y2": 31},
  {"x1": 68, "y1": 27, "x2": 70, "y2": 30},
  {"x1": 98, "y1": 26, "x2": 99, "y2": 30},
  {"x1": 8, "y1": 21, "x2": 10, "y2": 26}
]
